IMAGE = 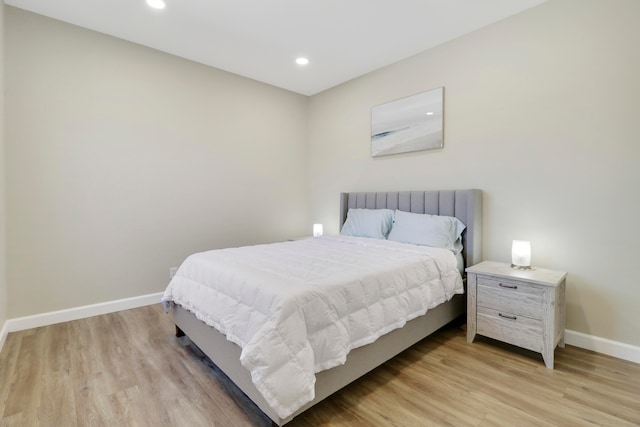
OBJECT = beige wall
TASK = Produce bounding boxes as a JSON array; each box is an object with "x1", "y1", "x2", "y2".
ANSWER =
[
  {"x1": 308, "y1": 0, "x2": 640, "y2": 346},
  {"x1": 5, "y1": 7, "x2": 309, "y2": 317},
  {"x1": 0, "y1": 3, "x2": 7, "y2": 329}
]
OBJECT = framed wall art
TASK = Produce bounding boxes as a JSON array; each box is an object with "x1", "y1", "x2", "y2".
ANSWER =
[{"x1": 371, "y1": 87, "x2": 444, "y2": 157}]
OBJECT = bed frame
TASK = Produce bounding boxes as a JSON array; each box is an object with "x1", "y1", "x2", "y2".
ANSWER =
[{"x1": 172, "y1": 189, "x2": 482, "y2": 425}]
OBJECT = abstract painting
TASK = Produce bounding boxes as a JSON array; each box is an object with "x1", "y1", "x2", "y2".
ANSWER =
[{"x1": 371, "y1": 87, "x2": 443, "y2": 157}]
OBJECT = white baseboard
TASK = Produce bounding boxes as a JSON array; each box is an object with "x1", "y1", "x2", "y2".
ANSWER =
[
  {"x1": 0, "y1": 320, "x2": 8, "y2": 354},
  {"x1": 4, "y1": 292, "x2": 163, "y2": 334},
  {"x1": 2, "y1": 301, "x2": 638, "y2": 367},
  {"x1": 565, "y1": 329, "x2": 640, "y2": 365}
]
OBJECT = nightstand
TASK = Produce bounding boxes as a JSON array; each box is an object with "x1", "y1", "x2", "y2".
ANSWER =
[{"x1": 466, "y1": 261, "x2": 567, "y2": 369}]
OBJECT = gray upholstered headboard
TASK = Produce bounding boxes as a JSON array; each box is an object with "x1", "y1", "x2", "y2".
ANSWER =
[{"x1": 340, "y1": 190, "x2": 483, "y2": 269}]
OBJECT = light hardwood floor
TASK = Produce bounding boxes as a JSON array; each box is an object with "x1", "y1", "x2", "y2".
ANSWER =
[{"x1": 1, "y1": 304, "x2": 639, "y2": 426}]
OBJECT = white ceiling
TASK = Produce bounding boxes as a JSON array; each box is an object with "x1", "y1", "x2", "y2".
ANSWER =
[{"x1": 5, "y1": 0, "x2": 547, "y2": 95}]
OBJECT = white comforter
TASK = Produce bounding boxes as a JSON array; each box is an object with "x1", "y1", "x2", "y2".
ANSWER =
[{"x1": 161, "y1": 235, "x2": 463, "y2": 419}]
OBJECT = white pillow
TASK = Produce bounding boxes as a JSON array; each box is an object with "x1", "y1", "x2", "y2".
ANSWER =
[
  {"x1": 387, "y1": 210, "x2": 466, "y2": 254},
  {"x1": 340, "y1": 208, "x2": 395, "y2": 239}
]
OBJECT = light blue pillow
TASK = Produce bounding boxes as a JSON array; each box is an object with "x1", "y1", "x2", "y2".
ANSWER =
[
  {"x1": 387, "y1": 210, "x2": 466, "y2": 254},
  {"x1": 340, "y1": 208, "x2": 395, "y2": 239}
]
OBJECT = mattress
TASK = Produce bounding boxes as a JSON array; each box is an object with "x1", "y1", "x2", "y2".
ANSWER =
[{"x1": 161, "y1": 235, "x2": 464, "y2": 419}]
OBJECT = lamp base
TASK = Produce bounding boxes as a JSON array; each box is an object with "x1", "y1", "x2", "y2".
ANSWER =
[{"x1": 511, "y1": 264, "x2": 535, "y2": 271}]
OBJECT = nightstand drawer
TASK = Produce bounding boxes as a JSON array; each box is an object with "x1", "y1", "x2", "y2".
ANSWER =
[
  {"x1": 477, "y1": 306, "x2": 543, "y2": 353},
  {"x1": 477, "y1": 277, "x2": 543, "y2": 319}
]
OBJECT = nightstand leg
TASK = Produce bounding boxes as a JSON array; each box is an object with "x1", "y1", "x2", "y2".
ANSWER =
[
  {"x1": 467, "y1": 273, "x2": 477, "y2": 343},
  {"x1": 543, "y1": 323, "x2": 555, "y2": 369},
  {"x1": 558, "y1": 280, "x2": 566, "y2": 348},
  {"x1": 467, "y1": 323, "x2": 476, "y2": 343},
  {"x1": 543, "y1": 349, "x2": 554, "y2": 369}
]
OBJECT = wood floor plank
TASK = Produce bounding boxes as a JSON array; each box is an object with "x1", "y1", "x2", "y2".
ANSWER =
[
  {"x1": 0, "y1": 329, "x2": 22, "y2": 420},
  {"x1": 1, "y1": 304, "x2": 639, "y2": 426},
  {"x1": 2, "y1": 329, "x2": 46, "y2": 419}
]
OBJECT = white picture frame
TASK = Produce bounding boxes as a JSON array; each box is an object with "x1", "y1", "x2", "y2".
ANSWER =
[{"x1": 371, "y1": 87, "x2": 444, "y2": 157}]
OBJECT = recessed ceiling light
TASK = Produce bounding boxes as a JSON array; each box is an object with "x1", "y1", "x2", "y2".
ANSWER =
[
  {"x1": 426, "y1": 112, "x2": 434, "y2": 116},
  {"x1": 147, "y1": 0, "x2": 166, "y2": 9},
  {"x1": 296, "y1": 57, "x2": 309, "y2": 66}
]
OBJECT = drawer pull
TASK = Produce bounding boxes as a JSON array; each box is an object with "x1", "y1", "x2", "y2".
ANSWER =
[
  {"x1": 498, "y1": 313, "x2": 517, "y2": 320},
  {"x1": 499, "y1": 283, "x2": 518, "y2": 289}
]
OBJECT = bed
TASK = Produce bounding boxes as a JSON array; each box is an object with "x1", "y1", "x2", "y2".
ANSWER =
[{"x1": 163, "y1": 189, "x2": 482, "y2": 425}]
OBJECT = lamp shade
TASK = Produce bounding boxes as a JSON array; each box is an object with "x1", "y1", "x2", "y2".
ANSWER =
[
  {"x1": 512, "y1": 240, "x2": 531, "y2": 268},
  {"x1": 313, "y1": 223, "x2": 323, "y2": 237}
]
